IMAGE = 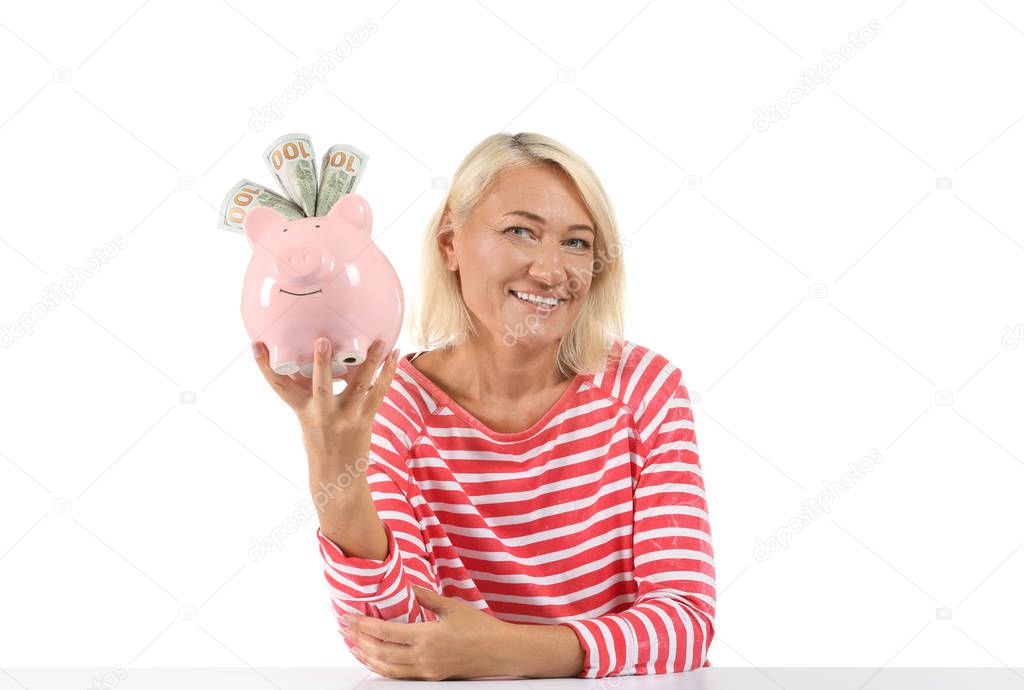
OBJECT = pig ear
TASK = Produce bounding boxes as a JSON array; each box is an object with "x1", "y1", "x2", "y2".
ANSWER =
[
  {"x1": 243, "y1": 206, "x2": 287, "y2": 249},
  {"x1": 327, "y1": 193, "x2": 372, "y2": 234}
]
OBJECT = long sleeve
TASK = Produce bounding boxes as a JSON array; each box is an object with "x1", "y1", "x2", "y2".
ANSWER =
[
  {"x1": 557, "y1": 368, "x2": 717, "y2": 678},
  {"x1": 317, "y1": 422, "x2": 441, "y2": 630}
]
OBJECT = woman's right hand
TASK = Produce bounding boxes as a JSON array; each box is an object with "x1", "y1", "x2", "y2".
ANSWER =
[{"x1": 251, "y1": 337, "x2": 399, "y2": 489}]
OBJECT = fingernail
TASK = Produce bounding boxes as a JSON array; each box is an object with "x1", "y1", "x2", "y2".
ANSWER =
[
  {"x1": 252, "y1": 343, "x2": 263, "y2": 358},
  {"x1": 317, "y1": 338, "x2": 329, "y2": 353},
  {"x1": 370, "y1": 340, "x2": 384, "y2": 357}
]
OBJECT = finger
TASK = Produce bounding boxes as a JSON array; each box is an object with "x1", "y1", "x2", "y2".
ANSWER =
[
  {"x1": 350, "y1": 615, "x2": 416, "y2": 646},
  {"x1": 365, "y1": 347, "x2": 400, "y2": 411},
  {"x1": 349, "y1": 631, "x2": 418, "y2": 666},
  {"x1": 289, "y1": 358, "x2": 357, "y2": 401},
  {"x1": 252, "y1": 342, "x2": 307, "y2": 409},
  {"x1": 343, "y1": 339, "x2": 387, "y2": 404},
  {"x1": 288, "y1": 371, "x2": 313, "y2": 394},
  {"x1": 352, "y1": 645, "x2": 416, "y2": 680},
  {"x1": 337, "y1": 367, "x2": 357, "y2": 387},
  {"x1": 311, "y1": 337, "x2": 336, "y2": 412}
]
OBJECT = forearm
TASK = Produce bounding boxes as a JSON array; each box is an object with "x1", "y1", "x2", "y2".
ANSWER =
[
  {"x1": 315, "y1": 464, "x2": 440, "y2": 623},
  {"x1": 313, "y1": 470, "x2": 388, "y2": 561},
  {"x1": 498, "y1": 622, "x2": 585, "y2": 679}
]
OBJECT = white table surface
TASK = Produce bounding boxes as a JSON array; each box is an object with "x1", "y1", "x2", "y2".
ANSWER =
[{"x1": 1, "y1": 667, "x2": 1021, "y2": 689}]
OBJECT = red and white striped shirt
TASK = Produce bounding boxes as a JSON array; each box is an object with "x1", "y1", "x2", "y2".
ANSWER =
[{"x1": 316, "y1": 338, "x2": 716, "y2": 678}]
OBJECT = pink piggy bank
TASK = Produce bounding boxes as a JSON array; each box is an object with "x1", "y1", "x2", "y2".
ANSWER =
[{"x1": 240, "y1": 193, "x2": 403, "y2": 378}]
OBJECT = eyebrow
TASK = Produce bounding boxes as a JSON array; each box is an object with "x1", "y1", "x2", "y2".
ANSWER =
[{"x1": 505, "y1": 210, "x2": 595, "y2": 235}]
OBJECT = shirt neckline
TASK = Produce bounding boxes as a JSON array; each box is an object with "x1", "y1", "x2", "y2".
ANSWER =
[{"x1": 398, "y1": 352, "x2": 590, "y2": 442}]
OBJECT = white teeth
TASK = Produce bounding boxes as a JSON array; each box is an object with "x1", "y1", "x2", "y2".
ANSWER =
[{"x1": 513, "y1": 290, "x2": 561, "y2": 307}]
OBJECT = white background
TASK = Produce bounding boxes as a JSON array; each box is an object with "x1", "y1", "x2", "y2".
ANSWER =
[{"x1": 1, "y1": 0, "x2": 1022, "y2": 674}]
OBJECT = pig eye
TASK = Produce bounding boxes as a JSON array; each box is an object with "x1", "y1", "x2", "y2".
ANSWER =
[
  {"x1": 282, "y1": 228, "x2": 288, "y2": 232},
  {"x1": 314, "y1": 224, "x2": 320, "y2": 228}
]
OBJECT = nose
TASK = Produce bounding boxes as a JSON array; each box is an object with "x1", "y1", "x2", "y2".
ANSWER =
[
  {"x1": 527, "y1": 243, "x2": 567, "y2": 286},
  {"x1": 274, "y1": 246, "x2": 332, "y2": 284}
]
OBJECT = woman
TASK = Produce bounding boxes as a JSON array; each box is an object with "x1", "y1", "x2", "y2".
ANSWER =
[{"x1": 250, "y1": 132, "x2": 716, "y2": 680}]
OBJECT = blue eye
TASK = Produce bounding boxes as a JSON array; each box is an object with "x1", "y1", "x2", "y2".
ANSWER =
[{"x1": 506, "y1": 226, "x2": 591, "y2": 250}]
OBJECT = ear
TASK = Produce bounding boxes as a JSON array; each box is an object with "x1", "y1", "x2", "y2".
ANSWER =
[
  {"x1": 326, "y1": 193, "x2": 372, "y2": 235},
  {"x1": 438, "y1": 210, "x2": 458, "y2": 271},
  {"x1": 243, "y1": 206, "x2": 287, "y2": 249}
]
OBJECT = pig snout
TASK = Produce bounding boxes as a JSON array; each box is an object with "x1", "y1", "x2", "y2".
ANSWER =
[{"x1": 273, "y1": 246, "x2": 333, "y2": 285}]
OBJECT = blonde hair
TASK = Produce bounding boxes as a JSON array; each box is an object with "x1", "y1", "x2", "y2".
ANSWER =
[{"x1": 409, "y1": 132, "x2": 626, "y2": 378}]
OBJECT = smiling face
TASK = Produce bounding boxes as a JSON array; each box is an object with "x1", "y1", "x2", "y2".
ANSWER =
[{"x1": 439, "y1": 164, "x2": 596, "y2": 348}]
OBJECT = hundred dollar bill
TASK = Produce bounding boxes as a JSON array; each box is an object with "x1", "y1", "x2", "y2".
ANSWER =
[
  {"x1": 314, "y1": 144, "x2": 368, "y2": 216},
  {"x1": 264, "y1": 133, "x2": 318, "y2": 216},
  {"x1": 219, "y1": 179, "x2": 304, "y2": 233}
]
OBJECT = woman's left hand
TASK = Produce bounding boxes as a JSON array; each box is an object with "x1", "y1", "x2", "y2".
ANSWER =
[{"x1": 340, "y1": 585, "x2": 517, "y2": 680}]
